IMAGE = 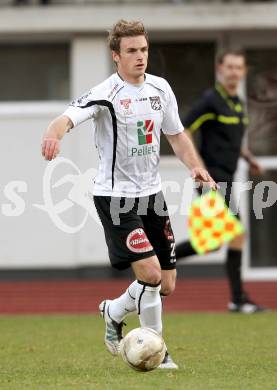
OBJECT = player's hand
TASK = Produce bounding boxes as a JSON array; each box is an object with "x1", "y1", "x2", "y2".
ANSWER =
[
  {"x1": 41, "y1": 137, "x2": 60, "y2": 161},
  {"x1": 249, "y1": 158, "x2": 264, "y2": 176},
  {"x1": 191, "y1": 167, "x2": 219, "y2": 190}
]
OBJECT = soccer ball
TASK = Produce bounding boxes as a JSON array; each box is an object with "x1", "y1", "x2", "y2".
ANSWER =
[{"x1": 120, "y1": 327, "x2": 166, "y2": 371}]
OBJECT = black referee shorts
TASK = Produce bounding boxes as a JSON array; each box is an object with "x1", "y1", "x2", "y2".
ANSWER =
[{"x1": 93, "y1": 191, "x2": 176, "y2": 271}]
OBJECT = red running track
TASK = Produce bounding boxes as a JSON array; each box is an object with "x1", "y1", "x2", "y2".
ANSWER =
[{"x1": 0, "y1": 279, "x2": 276, "y2": 314}]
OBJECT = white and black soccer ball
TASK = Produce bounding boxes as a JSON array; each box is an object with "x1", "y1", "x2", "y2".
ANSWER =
[{"x1": 120, "y1": 327, "x2": 166, "y2": 371}]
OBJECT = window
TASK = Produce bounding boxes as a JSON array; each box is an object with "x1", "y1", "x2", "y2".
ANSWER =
[
  {"x1": 249, "y1": 170, "x2": 277, "y2": 267},
  {"x1": 0, "y1": 43, "x2": 70, "y2": 101},
  {"x1": 147, "y1": 42, "x2": 215, "y2": 154},
  {"x1": 247, "y1": 48, "x2": 277, "y2": 156}
]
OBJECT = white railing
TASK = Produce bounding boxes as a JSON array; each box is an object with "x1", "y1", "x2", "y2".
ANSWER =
[
  {"x1": 1, "y1": 0, "x2": 172, "y2": 6},
  {"x1": 2, "y1": 0, "x2": 273, "y2": 7}
]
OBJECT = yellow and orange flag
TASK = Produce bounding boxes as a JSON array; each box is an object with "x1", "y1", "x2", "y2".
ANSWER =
[{"x1": 188, "y1": 190, "x2": 244, "y2": 254}]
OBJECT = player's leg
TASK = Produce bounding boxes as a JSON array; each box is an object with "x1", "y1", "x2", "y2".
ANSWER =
[
  {"x1": 131, "y1": 255, "x2": 179, "y2": 369},
  {"x1": 107, "y1": 255, "x2": 163, "y2": 348},
  {"x1": 109, "y1": 193, "x2": 178, "y2": 338},
  {"x1": 131, "y1": 256, "x2": 163, "y2": 334},
  {"x1": 161, "y1": 268, "x2": 176, "y2": 297},
  {"x1": 95, "y1": 195, "x2": 158, "y2": 355},
  {"x1": 108, "y1": 255, "x2": 163, "y2": 327},
  {"x1": 104, "y1": 256, "x2": 163, "y2": 349},
  {"x1": 141, "y1": 193, "x2": 177, "y2": 296},
  {"x1": 107, "y1": 280, "x2": 138, "y2": 323},
  {"x1": 108, "y1": 228, "x2": 177, "y2": 324},
  {"x1": 141, "y1": 192, "x2": 178, "y2": 368}
]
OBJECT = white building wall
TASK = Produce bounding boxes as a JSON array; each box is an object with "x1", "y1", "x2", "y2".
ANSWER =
[{"x1": 0, "y1": 103, "x2": 78, "y2": 268}]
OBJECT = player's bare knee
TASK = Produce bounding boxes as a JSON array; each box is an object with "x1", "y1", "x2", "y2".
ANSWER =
[
  {"x1": 143, "y1": 268, "x2": 161, "y2": 285},
  {"x1": 161, "y1": 280, "x2": 176, "y2": 296},
  {"x1": 161, "y1": 285, "x2": 174, "y2": 296},
  {"x1": 132, "y1": 257, "x2": 161, "y2": 285},
  {"x1": 139, "y1": 263, "x2": 161, "y2": 285},
  {"x1": 161, "y1": 269, "x2": 176, "y2": 296}
]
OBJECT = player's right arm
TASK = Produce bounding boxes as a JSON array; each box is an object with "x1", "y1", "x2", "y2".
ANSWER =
[
  {"x1": 42, "y1": 115, "x2": 73, "y2": 161},
  {"x1": 42, "y1": 88, "x2": 101, "y2": 161}
]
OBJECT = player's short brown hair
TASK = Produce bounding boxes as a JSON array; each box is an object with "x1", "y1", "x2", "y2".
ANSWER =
[
  {"x1": 108, "y1": 19, "x2": 149, "y2": 53},
  {"x1": 216, "y1": 49, "x2": 246, "y2": 65}
]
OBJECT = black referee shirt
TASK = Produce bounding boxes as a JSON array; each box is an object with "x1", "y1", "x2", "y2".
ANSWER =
[{"x1": 183, "y1": 83, "x2": 248, "y2": 182}]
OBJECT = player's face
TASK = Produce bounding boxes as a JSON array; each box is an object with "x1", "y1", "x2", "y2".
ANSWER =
[
  {"x1": 112, "y1": 35, "x2": 148, "y2": 84},
  {"x1": 217, "y1": 54, "x2": 246, "y2": 89}
]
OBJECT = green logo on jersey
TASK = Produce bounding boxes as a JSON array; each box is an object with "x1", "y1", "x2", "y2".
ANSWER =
[
  {"x1": 137, "y1": 120, "x2": 154, "y2": 145},
  {"x1": 128, "y1": 119, "x2": 157, "y2": 157}
]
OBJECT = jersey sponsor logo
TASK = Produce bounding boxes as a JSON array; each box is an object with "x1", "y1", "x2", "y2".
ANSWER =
[
  {"x1": 70, "y1": 91, "x2": 91, "y2": 107},
  {"x1": 120, "y1": 98, "x2": 133, "y2": 115},
  {"x1": 120, "y1": 98, "x2": 132, "y2": 109},
  {"x1": 135, "y1": 97, "x2": 147, "y2": 102},
  {"x1": 129, "y1": 144, "x2": 157, "y2": 157},
  {"x1": 137, "y1": 119, "x2": 154, "y2": 145},
  {"x1": 107, "y1": 83, "x2": 119, "y2": 99},
  {"x1": 126, "y1": 228, "x2": 153, "y2": 253},
  {"x1": 128, "y1": 120, "x2": 157, "y2": 157},
  {"x1": 149, "y1": 96, "x2": 162, "y2": 111}
]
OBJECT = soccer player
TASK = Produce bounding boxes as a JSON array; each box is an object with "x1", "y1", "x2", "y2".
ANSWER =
[
  {"x1": 41, "y1": 20, "x2": 216, "y2": 369},
  {"x1": 175, "y1": 49, "x2": 269, "y2": 313}
]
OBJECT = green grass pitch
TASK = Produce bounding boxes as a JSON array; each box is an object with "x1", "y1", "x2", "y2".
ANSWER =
[{"x1": 0, "y1": 313, "x2": 276, "y2": 389}]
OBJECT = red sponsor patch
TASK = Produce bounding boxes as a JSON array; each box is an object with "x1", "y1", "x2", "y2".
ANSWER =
[
  {"x1": 164, "y1": 219, "x2": 174, "y2": 241},
  {"x1": 126, "y1": 228, "x2": 153, "y2": 254}
]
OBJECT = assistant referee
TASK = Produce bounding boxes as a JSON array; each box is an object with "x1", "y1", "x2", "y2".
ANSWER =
[{"x1": 176, "y1": 49, "x2": 269, "y2": 313}]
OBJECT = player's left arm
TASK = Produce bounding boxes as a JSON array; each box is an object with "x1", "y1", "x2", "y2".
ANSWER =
[
  {"x1": 166, "y1": 131, "x2": 218, "y2": 190},
  {"x1": 240, "y1": 147, "x2": 264, "y2": 175}
]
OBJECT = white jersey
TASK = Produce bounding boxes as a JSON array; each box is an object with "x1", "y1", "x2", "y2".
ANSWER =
[{"x1": 64, "y1": 72, "x2": 183, "y2": 198}]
